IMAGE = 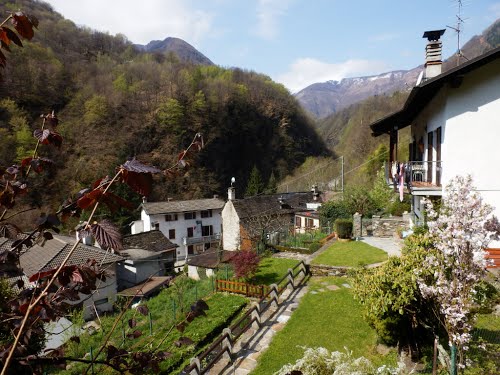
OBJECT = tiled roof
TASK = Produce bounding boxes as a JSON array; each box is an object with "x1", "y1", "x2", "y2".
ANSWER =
[
  {"x1": 123, "y1": 230, "x2": 177, "y2": 253},
  {"x1": 296, "y1": 211, "x2": 320, "y2": 219},
  {"x1": 186, "y1": 249, "x2": 236, "y2": 268},
  {"x1": 16, "y1": 235, "x2": 124, "y2": 277},
  {"x1": 232, "y1": 192, "x2": 321, "y2": 219},
  {"x1": 142, "y1": 198, "x2": 225, "y2": 215}
]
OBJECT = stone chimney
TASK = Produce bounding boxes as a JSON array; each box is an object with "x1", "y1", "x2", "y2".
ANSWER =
[
  {"x1": 228, "y1": 186, "x2": 235, "y2": 201},
  {"x1": 423, "y1": 29, "x2": 445, "y2": 80}
]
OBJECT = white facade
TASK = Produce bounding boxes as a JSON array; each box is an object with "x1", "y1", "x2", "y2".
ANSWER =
[
  {"x1": 221, "y1": 200, "x2": 240, "y2": 251},
  {"x1": 81, "y1": 264, "x2": 118, "y2": 321},
  {"x1": 132, "y1": 201, "x2": 224, "y2": 265},
  {"x1": 294, "y1": 213, "x2": 320, "y2": 234},
  {"x1": 406, "y1": 59, "x2": 500, "y2": 248}
]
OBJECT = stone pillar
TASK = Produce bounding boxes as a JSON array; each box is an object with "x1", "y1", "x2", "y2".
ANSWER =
[
  {"x1": 403, "y1": 211, "x2": 413, "y2": 229},
  {"x1": 353, "y1": 213, "x2": 362, "y2": 238},
  {"x1": 269, "y1": 284, "x2": 279, "y2": 309},
  {"x1": 372, "y1": 215, "x2": 381, "y2": 237},
  {"x1": 251, "y1": 303, "x2": 261, "y2": 329},
  {"x1": 222, "y1": 328, "x2": 233, "y2": 360}
]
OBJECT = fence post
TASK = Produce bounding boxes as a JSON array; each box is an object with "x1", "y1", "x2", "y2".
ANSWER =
[
  {"x1": 149, "y1": 312, "x2": 153, "y2": 336},
  {"x1": 189, "y1": 357, "x2": 201, "y2": 375},
  {"x1": 222, "y1": 328, "x2": 233, "y2": 360},
  {"x1": 270, "y1": 284, "x2": 279, "y2": 309},
  {"x1": 287, "y1": 268, "x2": 294, "y2": 291},
  {"x1": 89, "y1": 346, "x2": 95, "y2": 375},
  {"x1": 450, "y1": 344, "x2": 457, "y2": 375},
  {"x1": 251, "y1": 303, "x2": 261, "y2": 329}
]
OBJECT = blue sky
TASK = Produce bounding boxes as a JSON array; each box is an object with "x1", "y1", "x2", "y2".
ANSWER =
[{"x1": 45, "y1": 0, "x2": 499, "y2": 92}]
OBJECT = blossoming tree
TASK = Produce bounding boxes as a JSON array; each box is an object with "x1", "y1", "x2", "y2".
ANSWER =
[{"x1": 417, "y1": 175, "x2": 499, "y2": 372}]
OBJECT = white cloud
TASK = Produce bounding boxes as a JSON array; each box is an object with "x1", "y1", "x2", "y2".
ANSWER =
[
  {"x1": 254, "y1": 0, "x2": 292, "y2": 40},
  {"x1": 275, "y1": 57, "x2": 389, "y2": 93},
  {"x1": 45, "y1": 0, "x2": 214, "y2": 46}
]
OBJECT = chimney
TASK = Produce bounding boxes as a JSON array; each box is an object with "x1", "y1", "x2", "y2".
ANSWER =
[
  {"x1": 422, "y1": 29, "x2": 445, "y2": 80},
  {"x1": 228, "y1": 187, "x2": 235, "y2": 201},
  {"x1": 311, "y1": 185, "x2": 319, "y2": 201}
]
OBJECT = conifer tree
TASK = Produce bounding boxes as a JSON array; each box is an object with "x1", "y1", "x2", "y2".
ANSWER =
[{"x1": 245, "y1": 165, "x2": 264, "y2": 197}]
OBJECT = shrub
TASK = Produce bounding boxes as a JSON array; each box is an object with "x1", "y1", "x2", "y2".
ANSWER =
[
  {"x1": 319, "y1": 199, "x2": 351, "y2": 227},
  {"x1": 231, "y1": 250, "x2": 261, "y2": 280},
  {"x1": 308, "y1": 242, "x2": 321, "y2": 252},
  {"x1": 270, "y1": 244, "x2": 314, "y2": 255},
  {"x1": 388, "y1": 196, "x2": 411, "y2": 216},
  {"x1": 335, "y1": 219, "x2": 353, "y2": 239}
]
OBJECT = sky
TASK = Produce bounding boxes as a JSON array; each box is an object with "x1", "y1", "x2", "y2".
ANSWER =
[{"x1": 44, "y1": 0, "x2": 500, "y2": 93}]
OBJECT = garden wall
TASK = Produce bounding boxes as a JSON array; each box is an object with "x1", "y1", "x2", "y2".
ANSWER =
[{"x1": 353, "y1": 212, "x2": 412, "y2": 238}]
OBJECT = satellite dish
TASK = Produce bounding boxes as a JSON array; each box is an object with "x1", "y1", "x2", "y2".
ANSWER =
[
  {"x1": 231, "y1": 177, "x2": 235, "y2": 186},
  {"x1": 416, "y1": 71, "x2": 424, "y2": 86}
]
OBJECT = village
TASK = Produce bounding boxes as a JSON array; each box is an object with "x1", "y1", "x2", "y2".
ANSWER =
[{"x1": 0, "y1": 1, "x2": 499, "y2": 374}]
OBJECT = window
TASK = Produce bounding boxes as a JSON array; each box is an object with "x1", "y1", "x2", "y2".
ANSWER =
[
  {"x1": 188, "y1": 245, "x2": 194, "y2": 255},
  {"x1": 165, "y1": 213, "x2": 178, "y2": 221},
  {"x1": 94, "y1": 298, "x2": 108, "y2": 306},
  {"x1": 168, "y1": 229, "x2": 175, "y2": 239},
  {"x1": 201, "y1": 210, "x2": 212, "y2": 218},
  {"x1": 152, "y1": 222, "x2": 159, "y2": 230},
  {"x1": 187, "y1": 227, "x2": 194, "y2": 238},
  {"x1": 295, "y1": 216, "x2": 301, "y2": 227},
  {"x1": 202, "y1": 225, "x2": 213, "y2": 236},
  {"x1": 306, "y1": 218, "x2": 314, "y2": 228},
  {"x1": 184, "y1": 212, "x2": 196, "y2": 220}
]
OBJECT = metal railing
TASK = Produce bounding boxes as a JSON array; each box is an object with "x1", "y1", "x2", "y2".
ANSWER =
[
  {"x1": 180, "y1": 260, "x2": 309, "y2": 375},
  {"x1": 183, "y1": 233, "x2": 221, "y2": 245},
  {"x1": 386, "y1": 161, "x2": 443, "y2": 188}
]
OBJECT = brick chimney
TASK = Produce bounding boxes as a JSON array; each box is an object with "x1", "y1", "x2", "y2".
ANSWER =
[{"x1": 423, "y1": 29, "x2": 446, "y2": 80}]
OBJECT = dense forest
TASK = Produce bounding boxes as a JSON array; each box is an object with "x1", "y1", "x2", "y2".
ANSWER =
[{"x1": 0, "y1": 0, "x2": 328, "y2": 229}]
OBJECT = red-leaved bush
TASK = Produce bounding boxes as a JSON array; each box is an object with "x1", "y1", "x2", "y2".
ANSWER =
[{"x1": 231, "y1": 250, "x2": 261, "y2": 280}]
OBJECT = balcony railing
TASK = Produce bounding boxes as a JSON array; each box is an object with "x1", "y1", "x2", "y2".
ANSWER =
[
  {"x1": 183, "y1": 233, "x2": 220, "y2": 246},
  {"x1": 386, "y1": 161, "x2": 443, "y2": 189}
]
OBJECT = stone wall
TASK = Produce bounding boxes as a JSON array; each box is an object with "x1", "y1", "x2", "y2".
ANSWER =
[
  {"x1": 353, "y1": 212, "x2": 412, "y2": 238},
  {"x1": 309, "y1": 264, "x2": 349, "y2": 277}
]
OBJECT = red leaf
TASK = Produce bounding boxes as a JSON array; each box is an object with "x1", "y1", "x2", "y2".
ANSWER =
[
  {"x1": 70, "y1": 336, "x2": 80, "y2": 344},
  {"x1": 0, "y1": 222, "x2": 22, "y2": 238},
  {"x1": 121, "y1": 159, "x2": 161, "y2": 174},
  {"x1": 126, "y1": 330, "x2": 142, "y2": 339},
  {"x1": 136, "y1": 304, "x2": 149, "y2": 316},
  {"x1": 77, "y1": 189, "x2": 103, "y2": 210},
  {"x1": 12, "y1": 13, "x2": 35, "y2": 40},
  {"x1": 121, "y1": 170, "x2": 153, "y2": 196},
  {"x1": 90, "y1": 219, "x2": 123, "y2": 251},
  {"x1": 1, "y1": 26, "x2": 22, "y2": 47},
  {"x1": 128, "y1": 318, "x2": 137, "y2": 328},
  {"x1": 72, "y1": 269, "x2": 83, "y2": 283}
]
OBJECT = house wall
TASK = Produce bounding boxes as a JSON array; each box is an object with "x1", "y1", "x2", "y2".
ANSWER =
[
  {"x1": 294, "y1": 215, "x2": 320, "y2": 234},
  {"x1": 116, "y1": 257, "x2": 164, "y2": 290},
  {"x1": 222, "y1": 201, "x2": 240, "y2": 251},
  {"x1": 411, "y1": 60, "x2": 500, "y2": 244},
  {"x1": 82, "y1": 264, "x2": 118, "y2": 321},
  {"x1": 139, "y1": 208, "x2": 223, "y2": 262}
]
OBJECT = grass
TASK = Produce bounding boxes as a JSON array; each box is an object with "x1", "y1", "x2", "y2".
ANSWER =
[
  {"x1": 311, "y1": 240, "x2": 388, "y2": 267},
  {"x1": 59, "y1": 277, "x2": 247, "y2": 374},
  {"x1": 251, "y1": 276, "x2": 397, "y2": 375},
  {"x1": 249, "y1": 257, "x2": 300, "y2": 286}
]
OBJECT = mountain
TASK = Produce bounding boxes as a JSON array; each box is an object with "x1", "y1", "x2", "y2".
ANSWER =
[
  {"x1": 295, "y1": 68, "x2": 421, "y2": 119},
  {"x1": 135, "y1": 37, "x2": 213, "y2": 65},
  {"x1": 296, "y1": 18, "x2": 500, "y2": 119},
  {"x1": 0, "y1": 0, "x2": 328, "y2": 231}
]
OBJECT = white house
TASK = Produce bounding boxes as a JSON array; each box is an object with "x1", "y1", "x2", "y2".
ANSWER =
[
  {"x1": 370, "y1": 32, "x2": 500, "y2": 262},
  {"x1": 131, "y1": 197, "x2": 225, "y2": 266},
  {"x1": 11, "y1": 235, "x2": 124, "y2": 320},
  {"x1": 117, "y1": 230, "x2": 177, "y2": 289}
]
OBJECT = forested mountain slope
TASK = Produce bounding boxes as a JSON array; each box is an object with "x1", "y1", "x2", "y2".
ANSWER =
[{"x1": 0, "y1": 0, "x2": 328, "y2": 223}]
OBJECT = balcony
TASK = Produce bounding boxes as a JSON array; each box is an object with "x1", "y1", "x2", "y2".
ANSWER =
[
  {"x1": 387, "y1": 161, "x2": 443, "y2": 196},
  {"x1": 183, "y1": 233, "x2": 221, "y2": 246}
]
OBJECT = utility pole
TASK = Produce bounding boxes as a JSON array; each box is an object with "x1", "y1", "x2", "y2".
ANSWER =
[{"x1": 341, "y1": 155, "x2": 344, "y2": 193}]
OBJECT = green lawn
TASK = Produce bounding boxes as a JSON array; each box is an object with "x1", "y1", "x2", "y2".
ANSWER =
[
  {"x1": 311, "y1": 241, "x2": 388, "y2": 267},
  {"x1": 60, "y1": 277, "x2": 247, "y2": 374},
  {"x1": 251, "y1": 277, "x2": 396, "y2": 375},
  {"x1": 249, "y1": 257, "x2": 300, "y2": 285}
]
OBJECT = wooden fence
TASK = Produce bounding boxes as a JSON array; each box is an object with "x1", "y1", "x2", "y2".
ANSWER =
[
  {"x1": 215, "y1": 279, "x2": 270, "y2": 298},
  {"x1": 180, "y1": 260, "x2": 309, "y2": 375}
]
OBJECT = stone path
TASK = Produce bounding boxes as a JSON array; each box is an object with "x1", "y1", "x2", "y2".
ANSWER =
[{"x1": 208, "y1": 283, "x2": 309, "y2": 375}]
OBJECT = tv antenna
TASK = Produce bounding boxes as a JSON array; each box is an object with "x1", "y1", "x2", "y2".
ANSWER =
[{"x1": 446, "y1": 0, "x2": 469, "y2": 66}]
